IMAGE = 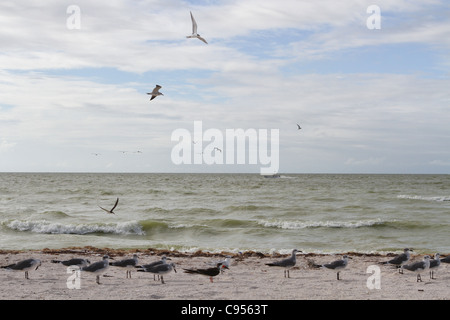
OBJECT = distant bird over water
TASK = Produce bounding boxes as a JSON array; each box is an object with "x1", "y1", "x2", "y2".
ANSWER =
[
  {"x1": 297, "y1": 124, "x2": 301, "y2": 130},
  {"x1": 186, "y1": 11, "x2": 208, "y2": 44},
  {"x1": 99, "y1": 197, "x2": 119, "y2": 214},
  {"x1": 147, "y1": 85, "x2": 163, "y2": 101}
]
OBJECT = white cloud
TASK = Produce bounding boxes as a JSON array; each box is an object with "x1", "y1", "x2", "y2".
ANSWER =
[
  {"x1": 0, "y1": 0, "x2": 449, "y2": 173},
  {"x1": 0, "y1": 138, "x2": 16, "y2": 152}
]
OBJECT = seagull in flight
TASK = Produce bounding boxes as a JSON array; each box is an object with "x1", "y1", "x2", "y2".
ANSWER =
[
  {"x1": 99, "y1": 197, "x2": 119, "y2": 214},
  {"x1": 147, "y1": 85, "x2": 163, "y2": 101},
  {"x1": 296, "y1": 124, "x2": 302, "y2": 130},
  {"x1": 186, "y1": 11, "x2": 208, "y2": 44}
]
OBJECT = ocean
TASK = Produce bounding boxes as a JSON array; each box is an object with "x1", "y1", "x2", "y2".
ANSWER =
[{"x1": 0, "y1": 173, "x2": 449, "y2": 254}]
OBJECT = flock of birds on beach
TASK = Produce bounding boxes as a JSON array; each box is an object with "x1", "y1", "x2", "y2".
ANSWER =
[{"x1": 1, "y1": 248, "x2": 449, "y2": 286}]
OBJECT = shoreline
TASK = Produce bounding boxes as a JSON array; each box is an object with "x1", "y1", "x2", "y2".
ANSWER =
[
  {"x1": 2, "y1": 246, "x2": 447, "y2": 258},
  {"x1": 1, "y1": 247, "x2": 449, "y2": 300}
]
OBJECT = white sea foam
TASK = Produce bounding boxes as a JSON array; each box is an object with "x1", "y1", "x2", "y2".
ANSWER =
[
  {"x1": 397, "y1": 195, "x2": 450, "y2": 202},
  {"x1": 3, "y1": 219, "x2": 145, "y2": 235},
  {"x1": 260, "y1": 218, "x2": 385, "y2": 230}
]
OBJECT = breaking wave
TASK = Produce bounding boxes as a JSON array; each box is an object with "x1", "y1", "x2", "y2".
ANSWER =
[
  {"x1": 260, "y1": 218, "x2": 387, "y2": 230},
  {"x1": 2, "y1": 219, "x2": 145, "y2": 235}
]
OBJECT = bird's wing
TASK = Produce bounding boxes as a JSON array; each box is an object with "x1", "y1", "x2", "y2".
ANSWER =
[
  {"x1": 324, "y1": 259, "x2": 345, "y2": 269},
  {"x1": 198, "y1": 36, "x2": 208, "y2": 44},
  {"x1": 190, "y1": 11, "x2": 198, "y2": 34},
  {"x1": 389, "y1": 253, "x2": 406, "y2": 264},
  {"x1": 99, "y1": 206, "x2": 112, "y2": 214},
  {"x1": 151, "y1": 85, "x2": 161, "y2": 95},
  {"x1": 111, "y1": 197, "x2": 119, "y2": 211}
]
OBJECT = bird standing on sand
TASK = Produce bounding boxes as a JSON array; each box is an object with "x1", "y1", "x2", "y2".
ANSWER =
[
  {"x1": 428, "y1": 253, "x2": 440, "y2": 280},
  {"x1": 99, "y1": 197, "x2": 119, "y2": 214},
  {"x1": 265, "y1": 249, "x2": 300, "y2": 278},
  {"x1": 137, "y1": 262, "x2": 176, "y2": 284},
  {"x1": 1, "y1": 258, "x2": 41, "y2": 279},
  {"x1": 186, "y1": 11, "x2": 208, "y2": 44},
  {"x1": 440, "y1": 255, "x2": 450, "y2": 264},
  {"x1": 183, "y1": 263, "x2": 228, "y2": 283},
  {"x1": 147, "y1": 85, "x2": 164, "y2": 101},
  {"x1": 380, "y1": 248, "x2": 412, "y2": 273},
  {"x1": 318, "y1": 255, "x2": 349, "y2": 280},
  {"x1": 109, "y1": 254, "x2": 139, "y2": 278},
  {"x1": 51, "y1": 258, "x2": 90, "y2": 268},
  {"x1": 81, "y1": 255, "x2": 110, "y2": 284},
  {"x1": 402, "y1": 255, "x2": 430, "y2": 282},
  {"x1": 136, "y1": 256, "x2": 170, "y2": 281}
]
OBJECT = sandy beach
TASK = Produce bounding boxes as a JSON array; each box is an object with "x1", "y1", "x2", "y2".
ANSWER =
[{"x1": 0, "y1": 247, "x2": 448, "y2": 300}]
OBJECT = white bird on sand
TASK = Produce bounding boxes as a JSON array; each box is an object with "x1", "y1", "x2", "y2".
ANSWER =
[
  {"x1": 402, "y1": 255, "x2": 431, "y2": 282},
  {"x1": 1, "y1": 258, "x2": 41, "y2": 279},
  {"x1": 136, "y1": 256, "x2": 170, "y2": 281},
  {"x1": 265, "y1": 249, "x2": 301, "y2": 278},
  {"x1": 137, "y1": 262, "x2": 177, "y2": 284},
  {"x1": 186, "y1": 11, "x2": 208, "y2": 44},
  {"x1": 311, "y1": 255, "x2": 349, "y2": 280},
  {"x1": 109, "y1": 254, "x2": 139, "y2": 278},
  {"x1": 81, "y1": 255, "x2": 110, "y2": 284},
  {"x1": 380, "y1": 248, "x2": 412, "y2": 273},
  {"x1": 147, "y1": 85, "x2": 164, "y2": 101},
  {"x1": 51, "y1": 258, "x2": 90, "y2": 268},
  {"x1": 428, "y1": 253, "x2": 440, "y2": 280}
]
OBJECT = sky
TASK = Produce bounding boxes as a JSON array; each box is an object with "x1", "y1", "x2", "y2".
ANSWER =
[{"x1": 0, "y1": 0, "x2": 449, "y2": 174}]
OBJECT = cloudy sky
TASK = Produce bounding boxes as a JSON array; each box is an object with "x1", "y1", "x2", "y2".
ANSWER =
[{"x1": 0, "y1": 0, "x2": 449, "y2": 173}]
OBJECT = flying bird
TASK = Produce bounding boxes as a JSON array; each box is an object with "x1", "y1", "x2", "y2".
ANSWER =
[
  {"x1": 186, "y1": 11, "x2": 208, "y2": 44},
  {"x1": 297, "y1": 124, "x2": 302, "y2": 130},
  {"x1": 99, "y1": 197, "x2": 119, "y2": 214},
  {"x1": 147, "y1": 85, "x2": 163, "y2": 101}
]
